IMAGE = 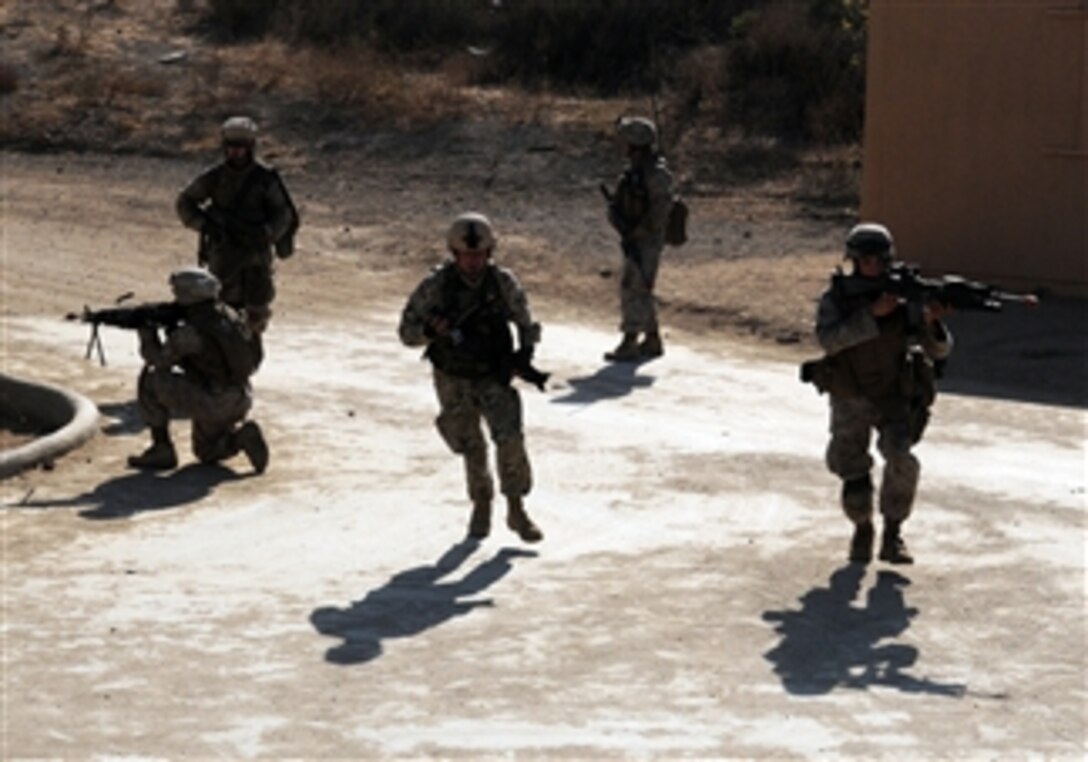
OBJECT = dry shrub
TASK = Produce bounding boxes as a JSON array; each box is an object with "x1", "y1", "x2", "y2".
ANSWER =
[
  {"x1": 794, "y1": 146, "x2": 862, "y2": 209},
  {"x1": 101, "y1": 68, "x2": 168, "y2": 100},
  {"x1": 726, "y1": 0, "x2": 865, "y2": 144},
  {"x1": 294, "y1": 47, "x2": 469, "y2": 125}
]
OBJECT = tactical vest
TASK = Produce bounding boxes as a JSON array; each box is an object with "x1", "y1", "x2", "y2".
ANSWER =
[
  {"x1": 180, "y1": 302, "x2": 262, "y2": 387},
  {"x1": 834, "y1": 310, "x2": 912, "y2": 400},
  {"x1": 424, "y1": 264, "x2": 514, "y2": 380},
  {"x1": 822, "y1": 274, "x2": 918, "y2": 402}
]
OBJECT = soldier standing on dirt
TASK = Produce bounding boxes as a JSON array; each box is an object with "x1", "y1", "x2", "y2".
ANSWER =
[
  {"x1": 127, "y1": 267, "x2": 268, "y2": 474},
  {"x1": 398, "y1": 213, "x2": 544, "y2": 543},
  {"x1": 814, "y1": 223, "x2": 953, "y2": 564},
  {"x1": 603, "y1": 116, "x2": 674, "y2": 362},
  {"x1": 176, "y1": 116, "x2": 297, "y2": 336}
]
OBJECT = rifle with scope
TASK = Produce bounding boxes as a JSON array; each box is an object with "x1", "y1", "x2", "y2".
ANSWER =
[
  {"x1": 832, "y1": 262, "x2": 1039, "y2": 321},
  {"x1": 802, "y1": 264, "x2": 1039, "y2": 393}
]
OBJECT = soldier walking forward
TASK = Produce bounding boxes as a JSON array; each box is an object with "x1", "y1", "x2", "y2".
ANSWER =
[
  {"x1": 399, "y1": 213, "x2": 544, "y2": 543},
  {"x1": 176, "y1": 116, "x2": 297, "y2": 336},
  {"x1": 814, "y1": 223, "x2": 953, "y2": 564}
]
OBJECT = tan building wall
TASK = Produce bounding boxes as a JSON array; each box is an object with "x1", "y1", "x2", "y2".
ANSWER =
[{"x1": 861, "y1": 0, "x2": 1087, "y2": 292}]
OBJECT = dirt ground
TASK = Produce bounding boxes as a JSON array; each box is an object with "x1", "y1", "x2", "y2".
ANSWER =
[
  {"x1": 1, "y1": 137, "x2": 1086, "y2": 760},
  {"x1": 1, "y1": 2, "x2": 1086, "y2": 758}
]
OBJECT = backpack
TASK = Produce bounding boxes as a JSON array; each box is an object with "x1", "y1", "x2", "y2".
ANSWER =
[
  {"x1": 666, "y1": 196, "x2": 688, "y2": 246},
  {"x1": 202, "y1": 306, "x2": 263, "y2": 384}
]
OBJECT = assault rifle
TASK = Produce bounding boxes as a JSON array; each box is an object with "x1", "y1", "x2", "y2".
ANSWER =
[
  {"x1": 802, "y1": 265, "x2": 1039, "y2": 393},
  {"x1": 505, "y1": 347, "x2": 551, "y2": 392},
  {"x1": 426, "y1": 303, "x2": 551, "y2": 392},
  {"x1": 832, "y1": 262, "x2": 1039, "y2": 329},
  {"x1": 66, "y1": 296, "x2": 185, "y2": 366}
]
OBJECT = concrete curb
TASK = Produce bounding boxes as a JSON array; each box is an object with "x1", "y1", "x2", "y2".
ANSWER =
[{"x1": 0, "y1": 373, "x2": 99, "y2": 480}]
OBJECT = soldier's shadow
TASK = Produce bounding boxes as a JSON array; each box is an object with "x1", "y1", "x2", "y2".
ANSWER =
[
  {"x1": 762, "y1": 566, "x2": 966, "y2": 697},
  {"x1": 311, "y1": 540, "x2": 537, "y2": 665},
  {"x1": 551, "y1": 361, "x2": 655, "y2": 405},
  {"x1": 19, "y1": 464, "x2": 240, "y2": 519}
]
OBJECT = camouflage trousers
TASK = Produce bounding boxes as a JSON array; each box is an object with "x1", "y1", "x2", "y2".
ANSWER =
[
  {"x1": 619, "y1": 240, "x2": 663, "y2": 334},
  {"x1": 137, "y1": 367, "x2": 252, "y2": 463},
  {"x1": 204, "y1": 243, "x2": 275, "y2": 332},
  {"x1": 432, "y1": 369, "x2": 532, "y2": 504},
  {"x1": 825, "y1": 396, "x2": 920, "y2": 523}
]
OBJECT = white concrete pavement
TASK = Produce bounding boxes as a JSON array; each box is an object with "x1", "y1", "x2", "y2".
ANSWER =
[{"x1": 1, "y1": 302, "x2": 1084, "y2": 759}]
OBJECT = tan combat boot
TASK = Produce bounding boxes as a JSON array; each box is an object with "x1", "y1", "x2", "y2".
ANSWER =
[
  {"x1": 127, "y1": 428, "x2": 178, "y2": 471},
  {"x1": 879, "y1": 519, "x2": 914, "y2": 564},
  {"x1": 604, "y1": 332, "x2": 641, "y2": 363},
  {"x1": 506, "y1": 496, "x2": 543, "y2": 543},
  {"x1": 468, "y1": 499, "x2": 491, "y2": 539},
  {"x1": 639, "y1": 331, "x2": 664, "y2": 359},
  {"x1": 235, "y1": 421, "x2": 269, "y2": 474}
]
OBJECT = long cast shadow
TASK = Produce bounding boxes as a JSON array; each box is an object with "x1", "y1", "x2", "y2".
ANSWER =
[
  {"x1": 762, "y1": 566, "x2": 967, "y2": 697},
  {"x1": 13, "y1": 463, "x2": 241, "y2": 519},
  {"x1": 939, "y1": 294, "x2": 1087, "y2": 408},
  {"x1": 551, "y1": 360, "x2": 656, "y2": 406},
  {"x1": 311, "y1": 540, "x2": 537, "y2": 665}
]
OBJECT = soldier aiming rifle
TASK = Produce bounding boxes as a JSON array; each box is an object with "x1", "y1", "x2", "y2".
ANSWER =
[{"x1": 801, "y1": 223, "x2": 1036, "y2": 567}]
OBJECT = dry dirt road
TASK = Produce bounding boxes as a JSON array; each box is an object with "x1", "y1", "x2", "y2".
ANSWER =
[{"x1": 1, "y1": 150, "x2": 1085, "y2": 759}]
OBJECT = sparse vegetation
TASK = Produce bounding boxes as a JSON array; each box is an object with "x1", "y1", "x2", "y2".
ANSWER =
[
  {"x1": 201, "y1": 0, "x2": 868, "y2": 146},
  {"x1": 0, "y1": 0, "x2": 865, "y2": 207}
]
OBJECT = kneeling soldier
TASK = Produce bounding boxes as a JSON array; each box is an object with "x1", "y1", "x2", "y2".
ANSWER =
[{"x1": 128, "y1": 267, "x2": 268, "y2": 474}]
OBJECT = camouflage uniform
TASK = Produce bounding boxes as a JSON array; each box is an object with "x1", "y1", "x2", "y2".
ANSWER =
[
  {"x1": 176, "y1": 158, "x2": 293, "y2": 332},
  {"x1": 399, "y1": 261, "x2": 538, "y2": 505},
  {"x1": 816, "y1": 274, "x2": 952, "y2": 524},
  {"x1": 129, "y1": 267, "x2": 267, "y2": 473},
  {"x1": 610, "y1": 153, "x2": 673, "y2": 334}
]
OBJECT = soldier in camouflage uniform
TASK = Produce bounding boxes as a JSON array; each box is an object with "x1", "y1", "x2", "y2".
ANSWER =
[
  {"x1": 815, "y1": 223, "x2": 953, "y2": 564},
  {"x1": 399, "y1": 213, "x2": 544, "y2": 543},
  {"x1": 603, "y1": 116, "x2": 674, "y2": 362},
  {"x1": 176, "y1": 116, "x2": 296, "y2": 335},
  {"x1": 128, "y1": 267, "x2": 268, "y2": 474}
]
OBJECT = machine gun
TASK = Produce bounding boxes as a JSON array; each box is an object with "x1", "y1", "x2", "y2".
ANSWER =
[
  {"x1": 832, "y1": 262, "x2": 1038, "y2": 329},
  {"x1": 66, "y1": 296, "x2": 185, "y2": 366}
]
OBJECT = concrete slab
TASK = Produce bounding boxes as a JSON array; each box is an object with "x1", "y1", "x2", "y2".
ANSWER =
[{"x1": 1, "y1": 302, "x2": 1084, "y2": 758}]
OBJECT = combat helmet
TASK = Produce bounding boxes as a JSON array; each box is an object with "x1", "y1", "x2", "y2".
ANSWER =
[
  {"x1": 170, "y1": 267, "x2": 221, "y2": 305},
  {"x1": 845, "y1": 223, "x2": 895, "y2": 261},
  {"x1": 221, "y1": 116, "x2": 258, "y2": 146},
  {"x1": 616, "y1": 116, "x2": 657, "y2": 148},
  {"x1": 447, "y1": 212, "x2": 496, "y2": 254}
]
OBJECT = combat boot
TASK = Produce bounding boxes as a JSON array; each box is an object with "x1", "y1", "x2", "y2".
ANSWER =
[
  {"x1": 848, "y1": 521, "x2": 874, "y2": 564},
  {"x1": 235, "y1": 421, "x2": 269, "y2": 474},
  {"x1": 604, "y1": 332, "x2": 641, "y2": 363},
  {"x1": 506, "y1": 496, "x2": 543, "y2": 543},
  {"x1": 468, "y1": 499, "x2": 491, "y2": 539},
  {"x1": 127, "y1": 427, "x2": 177, "y2": 471},
  {"x1": 879, "y1": 519, "x2": 914, "y2": 565},
  {"x1": 639, "y1": 331, "x2": 664, "y2": 359}
]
